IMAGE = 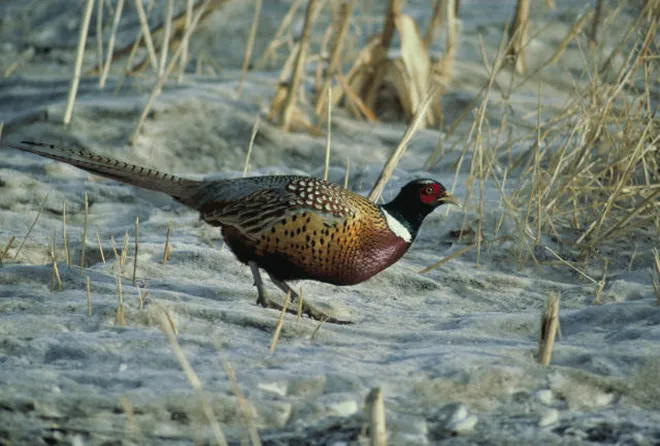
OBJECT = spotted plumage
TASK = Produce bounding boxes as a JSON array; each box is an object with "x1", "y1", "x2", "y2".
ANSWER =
[{"x1": 6, "y1": 140, "x2": 460, "y2": 323}]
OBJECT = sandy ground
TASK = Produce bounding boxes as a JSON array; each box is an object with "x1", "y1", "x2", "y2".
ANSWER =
[{"x1": 1, "y1": 0, "x2": 659, "y2": 445}]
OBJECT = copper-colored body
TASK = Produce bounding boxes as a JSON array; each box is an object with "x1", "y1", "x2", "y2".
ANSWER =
[{"x1": 197, "y1": 177, "x2": 411, "y2": 285}]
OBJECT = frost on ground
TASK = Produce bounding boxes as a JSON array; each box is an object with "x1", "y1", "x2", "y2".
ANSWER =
[{"x1": 1, "y1": 0, "x2": 659, "y2": 445}]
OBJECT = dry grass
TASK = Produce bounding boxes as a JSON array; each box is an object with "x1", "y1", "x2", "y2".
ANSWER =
[
  {"x1": 110, "y1": 0, "x2": 221, "y2": 76},
  {"x1": 162, "y1": 224, "x2": 172, "y2": 265},
  {"x1": 119, "y1": 396, "x2": 144, "y2": 441},
  {"x1": 368, "y1": 82, "x2": 443, "y2": 202},
  {"x1": 151, "y1": 305, "x2": 228, "y2": 446},
  {"x1": 273, "y1": 0, "x2": 318, "y2": 131},
  {"x1": 652, "y1": 248, "x2": 660, "y2": 306},
  {"x1": 86, "y1": 275, "x2": 92, "y2": 316},
  {"x1": 80, "y1": 192, "x2": 89, "y2": 271},
  {"x1": 222, "y1": 359, "x2": 261, "y2": 445},
  {"x1": 331, "y1": 0, "x2": 446, "y2": 127},
  {"x1": 262, "y1": 0, "x2": 454, "y2": 134},
  {"x1": 507, "y1": 0, "x2": 529, "y2": 74},
  {"x1": 110, "y1": 235, "x2": 127, "y2": 327},
  {"x1": 159, "y1": 0, "x2": 176, "y2": 77},
  {"x1": 297, "y1": 286, "x2": 304, "y2": 323},
  {"x1": 133, "y1": 0, "x2": 159, "y2": 73},
  {"x1": 0, "y1": 235, "x2": 16, "y2": 266},
  {"x1": 436, "y1": 0, "x2": 458, "y2": 82},
  {"x1": 270, "y1": 291, "x2": 291, "y2": 352},
  {"x1": 96, "y1": 232, "x2": 106, "y2": 264},
  {"x1": 538, "y1": 293, "x2": 560, "y2": 365},
  {"x1": 420, "y1": 4, "x2": 659, "y2": 280},
  {"x1": 178, "y1": 0, "x2": 194, "y2": 82},
  {"x1": 122, "y1": 232, "x2": 131, "y2": 268},
  {"x1": 255, "y1": 0, "x2": 305, "y2": 70},
  {"x1": 3, "y1": 48, "x2": 35, "y2": 78},
  {"x1": 49, "y1": 232, "x2": 63, "y2": 292},
  {"x1": 14, "y1": 193, "x2": 49, "y2": 260},
  {"x1": 323, "y1": 85, "x2": 332, "y2": 181},
  {"x1": 589, "y1": 0, "x2": 604, "y2": 47},
  {"x1": 419, "y1": 243, "x2": 475, "y2": 274},
  {"x1": 132, "y1": 217, "x2": 139, "y2": 286},
  {"x1": 243, "y1": 116, "x2": 261, "y2": 177},
  {"x1": 95, "y1": 0, "x2": 104, "y2": 71},
  {"x1": 423, "y1": 0, "x2": 444, "y2": 48},
  {"x1": 62, "y1": 201, "x2": 71, "y2": 267},
  {"x1": 237, "y1": 0, "x2": 262, "y2": 97},
  {"x1": 315, "y1": 1, "x2": 354, "y2": 116},
  {"x1": 63, "y1": 0, "x2": 95, "y2": 124},
  {"x1": 593, "y1": 259, "x2": 609, "y2": 304},
  {"x1": 99, "y1": 0, "x2": 125, "y2": 88},
  {"x1": 129, "y1": 0, "x2": 215, "y2": 145},
  {"x1": 365, "y1": 387, "x2": 387, "y2": 446},
  {"x1": 310, "y1": 317, "x2": 325, "y2": 341}
]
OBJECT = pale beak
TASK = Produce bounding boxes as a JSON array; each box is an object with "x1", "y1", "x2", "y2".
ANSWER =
[{"x1": 438, "y1": 193, "x2": 461, "y2": 207}]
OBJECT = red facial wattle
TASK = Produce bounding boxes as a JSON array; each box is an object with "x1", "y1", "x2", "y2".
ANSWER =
[{"x1": 419, "y1": 183, "x2": 443, "y2": 204}]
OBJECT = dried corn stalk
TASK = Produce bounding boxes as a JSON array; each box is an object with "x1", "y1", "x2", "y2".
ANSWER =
[{"x1": 331, "y1": 10, "x2": 445, "y2": 127}]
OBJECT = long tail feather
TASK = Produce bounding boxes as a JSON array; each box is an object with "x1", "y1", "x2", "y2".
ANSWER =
[{"x1": 6, "y1": 140, "x2": 202, "y2": 206}]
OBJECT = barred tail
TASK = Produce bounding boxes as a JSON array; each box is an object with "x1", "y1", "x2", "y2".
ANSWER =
[{"x1": 7, "y1": 140, "x2": 202, "y2": 206}]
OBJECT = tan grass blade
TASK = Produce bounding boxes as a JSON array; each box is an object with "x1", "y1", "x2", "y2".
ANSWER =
[
  {"x1": 132, "y1": 217, "x2": 139, "y2": 286},
  {"x1": 652, "y1": 248, "x2": 660, "y2": 306},
  {"x1": 96, "y1": 232, "x2": 106, "y2": 264},
  {"x1": 368, "y1": 82, "x2": 442, "y2": 202},
  {"x1": 162, "y1": 224, "x2": 172, "y2": 264},
  {"x1": 323, "y1": 85, "x2": 332, "y2": 181},
  {"x1": 419, "y1": 244, "x2": 475, "y2": 274},
  {"x1": 538, "y1": 293, "x2": 560, "y2": 365},
  {"x1": 14, "y1": 193, "x2": 49, "y2": 260},
  {"x1": 99, "y1": 0, "x2": 125, "y2": 88},
  {"x1": 62, "y1": 201, "x2": 71, "y2": 266},
  {"x1": 395, "y1": 14, "x2": 435, "y2": 126},
  {"x1": 49, "y1": 233, "x2": 63, "y2": 291},
  {"x1": 423, "y1": 0, "x2": 444, "y2": 48},
  {"x1": 255, "y1": 0, "x2": 304, "y2": 70},
  {"x1": 86, "y1": 275, "x2": 92, "y2": 316},
  {"x1": 366, "y1": 388, "x2": 387, "y2": 446},
  {"x1": 507, "y1": 0, "x2": 529, "y2": 74},
  {"x1": 177, "y1": 0, "x2": 194, "y2": 82},
  {"x1": 593, "y1": 259, "x2": 609, "y2": 305},
  {"x1": 270, "y1": 291, "x2": 291, "y2": 352},
  {"x1": 132, "y1": 0, "x2": 159, "y2": 73},
  {"x1": 0, "y1": 235, "x2": 16, "y2": 266},
  {"x1": 151, "y1": 305, "x2": 228, "y2": 446},
  {"x1": 435, "y1": 0, "x2": 457, "y2": 79},
  {"x1": 222, "y1": 360, "x2": 262, "y2": 445},
  {"x1": 362, "y1": 0, "x2": 399, "y2": 109},
  {"x1": 96, "y1": 0, "x2": 104, "y2": 73},
  {"x1": 63, "y1": 0, "x2": 95, "y2": 124},
  {"x1": 315, "y1": 0, "x2": 353, "y2": 115},
  {"x1": 278, "y1": 0, "x2": 318, "y2": 131},
  {"x1": 237, "y1": 0, "x2": 262, "y2": 97},
  {"x1": 158, "y1": 0, "x2": 175, "y2": 76},
  {"x1": 335, "y1": 71, "x2": 377, "y2": 121}
]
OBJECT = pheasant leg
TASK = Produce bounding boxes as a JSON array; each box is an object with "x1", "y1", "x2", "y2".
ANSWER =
[
  {"x1": 249, "y1": 261, "x2": 270, "y2": 307},
  {"x1": 266, "y1": 273, "x2": 352, "y2": 325}
]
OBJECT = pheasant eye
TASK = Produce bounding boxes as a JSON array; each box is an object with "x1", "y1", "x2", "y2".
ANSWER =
[{"x1": 424, "y1": 186, "x2": 434, "y2": 195}]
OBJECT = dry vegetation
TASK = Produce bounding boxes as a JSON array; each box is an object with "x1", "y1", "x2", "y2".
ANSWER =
[
  {"x1": 422, "y1": 1, "x2": 659, "y2": 284},
  {"x1": 1, "y1": 0, "x2": 659, "y2": 444}
]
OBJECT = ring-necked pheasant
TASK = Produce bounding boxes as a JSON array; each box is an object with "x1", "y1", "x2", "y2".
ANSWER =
[{"x1": 5, "y1": 141, "x2": 460, "y2": 323}]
